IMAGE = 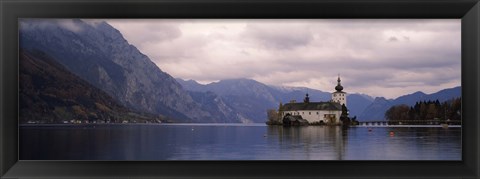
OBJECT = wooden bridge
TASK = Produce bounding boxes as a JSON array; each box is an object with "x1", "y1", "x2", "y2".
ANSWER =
[{"x1": 359, "y1": 120, "x2": 461, "y2": 126}]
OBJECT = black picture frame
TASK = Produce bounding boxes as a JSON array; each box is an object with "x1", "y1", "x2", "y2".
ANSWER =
[{"x1": 1, "y1": 0, "x2": 479, "y2": 178}]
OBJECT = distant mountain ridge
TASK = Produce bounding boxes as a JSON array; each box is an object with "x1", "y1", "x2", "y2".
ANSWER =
[
  {"x1": 177, "y1": 78, "x2": 279, "y2": 122},
  {"x1": 359, "y1": 86, "x2": 461, "y2": 121},
  {"x1": 177, "y1": 78, "x2": 379, "y2": 122},
  {"x1": 178, "y1": 78, "x2": 460, "y2": 122}
]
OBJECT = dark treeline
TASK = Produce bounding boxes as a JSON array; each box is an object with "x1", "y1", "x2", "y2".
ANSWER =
[{"x1": 385, "y1": 98, "x2": 461, "y2": 121}]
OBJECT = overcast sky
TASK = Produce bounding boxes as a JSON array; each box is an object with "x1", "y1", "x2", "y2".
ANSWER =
[{"x1": 106, "y1": 19, "x2": 461, "y2": 99}]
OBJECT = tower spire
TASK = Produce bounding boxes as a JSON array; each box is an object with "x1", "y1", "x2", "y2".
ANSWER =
[
  {"x1": 335, "y1": 74, "x2": 343, "y2": 92},
  {"x1": 304, "y1": 92, "x2": 310, "y2": 103}
]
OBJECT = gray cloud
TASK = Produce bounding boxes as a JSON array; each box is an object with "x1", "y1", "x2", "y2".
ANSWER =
[
  {"x1": 107, "y1": 19, "x2": 183, "y2": 49},
  {"x1": 241, "y1": 22, "x2": 314, "y2": 50},
  {"x1": 107, "y1": 19, "x2": 461, "y2": 99},
  {"x1": 388, "y1": 36, "x2": 398, "y2": 42},
  {"x1": 20, "y1": 19, "x2": 85, "y2": 33}
]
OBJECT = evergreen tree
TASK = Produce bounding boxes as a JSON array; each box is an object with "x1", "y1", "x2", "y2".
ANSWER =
[{"x1": 386, "y1": 97, "x2": 461, "y2": 122}]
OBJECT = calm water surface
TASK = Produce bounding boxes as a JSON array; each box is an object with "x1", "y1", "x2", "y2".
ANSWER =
[{"x1": 20, "y1": 124, "x2": 461, "y2": 160}]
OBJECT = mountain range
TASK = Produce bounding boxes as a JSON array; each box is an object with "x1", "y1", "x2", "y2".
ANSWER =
[
  {"x1": 358, "y1": 86, "x2": 461, "y2": 120},
  {"x1": 19, "y1": 19, "x2": 241, "y2": 123},
  {"x1": 177, "y1": 78, "x2": 461, "y2": 122},
  {"x1": 19, "y1": 19, "x2": 461, "y2": 123},
  {"x1": 177, "y1": 78, "x2": 379, "y2": 122}
]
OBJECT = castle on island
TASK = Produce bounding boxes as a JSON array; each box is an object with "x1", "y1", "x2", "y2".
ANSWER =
[{"x1": 270, "y1": 75, "x2": 351, "y2": 126}]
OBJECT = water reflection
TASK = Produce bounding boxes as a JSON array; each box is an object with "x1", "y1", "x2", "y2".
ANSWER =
[
  {"x1": 20, "y1": 124, "x2": 461, "y2": 160},
  {"x1": 267, "y1": 126, "x2": 348, "y2": 160},
  {"x1": 342, "y1": 126, "x2": 461, "y2": 160}
]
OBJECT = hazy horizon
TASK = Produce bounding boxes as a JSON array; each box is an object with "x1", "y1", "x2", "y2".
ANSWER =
[
  {"x1": 175, "y1": 76, "x2": 462, "y2": 100},
  {"x1": 105, "y1": 19, "x2": 461, "y2": 99}
]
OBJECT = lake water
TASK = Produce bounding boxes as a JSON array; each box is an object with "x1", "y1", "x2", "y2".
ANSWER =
[{"x1": 20, "y1": 124, "x2": 461, "y2": 160}]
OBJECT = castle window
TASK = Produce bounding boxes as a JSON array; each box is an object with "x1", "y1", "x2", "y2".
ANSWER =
[
  {"x1": 302, "y1": 112, "x2": 304, "y2": 114},
  {"x1": 309, "y1": 112, "x2": 311, "y2": 115},
  {"x1": 316, "y1": 112, "x2": 319, "y2": 115}
]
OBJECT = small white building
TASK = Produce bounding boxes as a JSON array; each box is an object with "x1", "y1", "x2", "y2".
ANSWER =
[{"x1": 278, "y1": 76, "x2": 347, "y2": 125}]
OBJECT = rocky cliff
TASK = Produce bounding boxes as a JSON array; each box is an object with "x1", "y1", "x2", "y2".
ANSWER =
[
  {"x1": 19, "y1": 19, "x2": 233, "y2": 122},
  {"x1": 19, "y1": 49, "x2": 159, "y2": 123}
]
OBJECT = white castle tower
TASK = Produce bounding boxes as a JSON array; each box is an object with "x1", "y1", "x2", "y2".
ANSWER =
[{"x1": 331, "y1": 75, "x2": 347, "y2": 106}]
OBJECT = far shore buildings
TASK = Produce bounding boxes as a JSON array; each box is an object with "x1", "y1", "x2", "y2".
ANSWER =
[{"x1": 279, "y1": 76, "x2": 347, "y2": 125}]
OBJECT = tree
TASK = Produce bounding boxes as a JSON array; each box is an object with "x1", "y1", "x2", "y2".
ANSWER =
[
  {"x1": 386, "y1": 97, "x2": 461, "y2": 122},
  {"x1": 419, "y1": 102, "x2": 427, "y2": 120},
  {"x1": 450, "y1": 98, "x2": 461, "y2": 121},
  {"x1": 341, "y1": 104, "x2": 349, "y2": 118},
  {"x1": 385, "y1": 104, "x2": 410, "y2": 121},
  {"x1": 267, "y1": 109, "x2": 279, "y2": 124},
  {"x1": 425, "y1": 103, "x2": 437, "y2": 120},
  {"x1": 340, "y1": 104, "x2": 350, "y2": 125}
]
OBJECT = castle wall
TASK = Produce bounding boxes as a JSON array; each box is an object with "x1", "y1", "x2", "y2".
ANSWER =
[{"x1": 281, "y1": 110, "x2": 342, "y2": 124}]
